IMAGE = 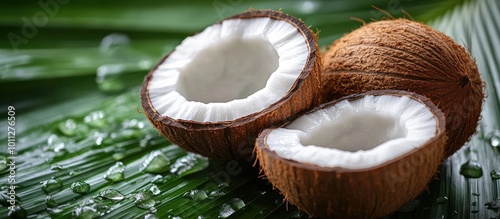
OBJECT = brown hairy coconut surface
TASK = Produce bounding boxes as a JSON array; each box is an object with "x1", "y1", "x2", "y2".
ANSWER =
[
  {"x1": 141, "y1": 10, "x2": 322, "y2": 159},
  {"x1": 322, "y1": 18, "x2": 484, "y2": 157},
  {"x1": 255, "y1": 90, "x2": 447, "y2": 219}
]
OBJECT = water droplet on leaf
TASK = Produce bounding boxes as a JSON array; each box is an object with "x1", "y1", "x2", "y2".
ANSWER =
[
  {"x1": 149, "y1": 185, "x2": 161, "y2": 196},
  {"x1": 0, "y1": 155, "x2": 7, "y2": 172},
  {"x1": 69, "y1": 170, "x2": 80, "y2": 176},
  {"x1": 491, "y1": 170, "x2": 500, "y2": 180},
  {"x1": 104, "y1": 162, "x2": 125, "y2": 182},
  {"x1": 58, "y1": 119, "x2": 78, "y2": 136},
  {"x1": 141, "y1": 151, "x2": 170, "y2": 174},
  {"x1": 122, "y1": 119, "x2": 145, "y2": 130},
  {"x1": 71, "y1": 181, "x2": 91, "y2": 194},
  {"x1": 151, "y1": 175, "x2": 165, "y2": 184},
  {"x1": 486, "y1": 130, "x2": 500, "y2": 147},
  {"x1": 45, "y1": 196, "x2": 58, "y2": 208},
  {"x1": 84, "y1": 111, "x2": 107, "y2": 128},
  {"x1": 47, "y1": 134, "x2": 66, "y2": 153},
  {"x1": 183, "y1": 190, "x2": 207, "y2": 201},
  {"x1": 144, "y1": 214, "x2": 159, "y2": 219},
  {"x1": 209, "y1": 190, "x2": 225, "y2": 199},
  {"x1": 460, "y1": 160, "x2": 483, "y2": 178},
  {"x1": 98, "y1": 189, "x2": 125, "y2": 202},
  {"x1": 170, "y1": 153, "x2": 209, "y2": 177},
  {"x1": 219, "y1": 198, "x2": 245, "y2": 218},
  {"x1": 73, "y1": 198, "x2": 109, "y2": 218},
  {"x1": 47, "y1": 207, "x2": 63, "y2": 215},
  {"x1": 41, "y1": 178, "x2": 63, "y2": 194},
  {"x1": 99, "y1": 33, "x2": 130, "y2": 53},
  {"x1": 436, "y1": 196, "x2": 448, "y2": 204},
  {"x1": 91, "y1": 131, "x2": 108, "y2": 146},
  {"x1": 134, "y1": 192, "x2": 156, "y2": 209},
  {"x1": 51, "y1": 164, "x2": 63, "y2": 171}
]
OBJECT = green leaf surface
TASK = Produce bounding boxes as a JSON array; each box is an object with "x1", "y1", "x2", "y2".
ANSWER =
[{"x1": 0, "y1": 0, "x2": 499, "y2": 218}]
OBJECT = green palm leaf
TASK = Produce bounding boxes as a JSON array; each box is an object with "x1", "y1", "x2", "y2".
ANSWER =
[{"x1": 0, "y1": 0, "x2": 498, "y2": 218}]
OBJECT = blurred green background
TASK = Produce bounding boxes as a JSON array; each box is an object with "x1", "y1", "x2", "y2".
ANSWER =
[{"x1": 0, "y1": 0, "x2": 499, "y2": 218}]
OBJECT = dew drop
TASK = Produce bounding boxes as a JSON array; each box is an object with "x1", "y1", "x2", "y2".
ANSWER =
[
  {"x1": 141, "y1": 151, "x2": 170, "y2": 174},
  {"x1": 149, "y1": 185, "x2": 161, "y2": 196},
  {"x1": 170, "y1": 153, "x2": 209, "y2": 177},
  {"x1": 41, "y1": 178, "x2": 63, "y2": 194},
  {"x1": 491, "y1": 170, "x2": 500, "y2": 180},
  {"x1": 122, "y1": 119, "x2": 145, "y2": 130},
  {"x1": 150, "y1": 206, "x2": 158, "y2": 214},
  {"x1": 144, "y1": 214, "x2": 159, "y2": 219},
  {"x1": 134, "y1": 192, "x2": 156, "y2": 209},
  {"x1": 0, "y1": 155, "x2": 7, "y2": 172},
  {"x1": 459, "y1": 160, "x2": 483, "y2": 178},
  {"x1": 487, "y1": 130, "x2": 500, "y2": 147},
  {"x1": 58, "y1": 119, "x2": 78, "y2": 136},
  {"x1": 47, "y1": 134, "x2": 66, "y2": 153},
  {"x1": 151, "y1": 175, "x2": 164, "y2": 184},
  {"x1": 69, "y1": 170, "x2": 80, "y2": 176},
  {"x1": 209, "y1": 190, "x2": 225, "y2": 199},
  {"x1": 45, "y1": 196, "x2": 58, "y2": 208},
  {"x1": 218, "y1": 198, "x2": 245, "y2": 218},
  {"x1": 218, "y1": 183, "x2": 229, "y2": 189},
  {"x1": 51, "y1": 164, "x2": 63, "y2": 171},
  {"x1": 7, "y1": 205, "x2": 27, "y2": 219},
  {"x1": 183, "y1": 190, "x2": 208, "y2": 201},
  {"x1": 99, "y1": 33, "x2": 130, "y2": 52},
  {"x1": 84, "y1": 111, "x2": 107, "y2": 128},
  {"x1": 91, "y1": 131, "x2": 108, "y2": 146},
  {"x1": 436, "y1": 196, "x2": 448, "y2": 204},
  {"x1": 73, "y1": 198, "x2": 109, "y2": 218},
  {"x1": 71, "y1": 181, "x2": 91, "y2": 194},
  {"x1": 47, "y1": 207, "x2": 63, "y2": 215},
  {"x1": 98, "y1": 189, "x2": 125, "y2": 202},
  {"x1": 104, "y1": 161, "x2": 125, "y2": 182}
]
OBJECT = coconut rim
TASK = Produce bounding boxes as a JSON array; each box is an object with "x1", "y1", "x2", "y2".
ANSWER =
[
  {"x1": 140, "y1": 10, "x2": 319, "y2": 130},
  {"x1": 255, "y1": 90, "x2": 446, "y2": 173}
]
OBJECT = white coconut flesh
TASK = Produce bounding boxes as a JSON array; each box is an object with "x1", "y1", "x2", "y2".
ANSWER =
[
  {"x1": 266, "y1": 95, "x2": 438, "y2": 169},
  {"x1": 147, "y1": 17, "x2": 309, "y2": 122}
]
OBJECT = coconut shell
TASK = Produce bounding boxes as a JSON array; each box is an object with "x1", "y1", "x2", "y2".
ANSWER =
[
  {"x1": 141, "y1": 10, "x2": 322, "y2": 159},
  {"x1": 255, "y1": 90, "x2": 447, "y2": 219},
  {"x1": 321, "y1": 18, "x2": 484, "y2": 157}
]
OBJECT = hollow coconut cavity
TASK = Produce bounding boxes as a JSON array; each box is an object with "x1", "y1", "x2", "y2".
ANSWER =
[
  {"x1": 256, "y1": 90, "x2": 447, "y2": 218},
  {"x1": 141, "y1": 10, "x2": 322, "y2": 159}
]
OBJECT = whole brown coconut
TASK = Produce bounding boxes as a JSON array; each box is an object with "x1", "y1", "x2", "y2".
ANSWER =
[{"x1": 321, "y1": 18, "x2": 484, "y2": 157}]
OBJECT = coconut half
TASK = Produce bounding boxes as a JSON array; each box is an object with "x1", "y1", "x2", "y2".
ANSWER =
[
  {"x1": 141, "y1": 10, "x2": 322, "y2": 159},
  {"x1": 255, "y1": 90, "x2": 446, "y2": 219}
]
